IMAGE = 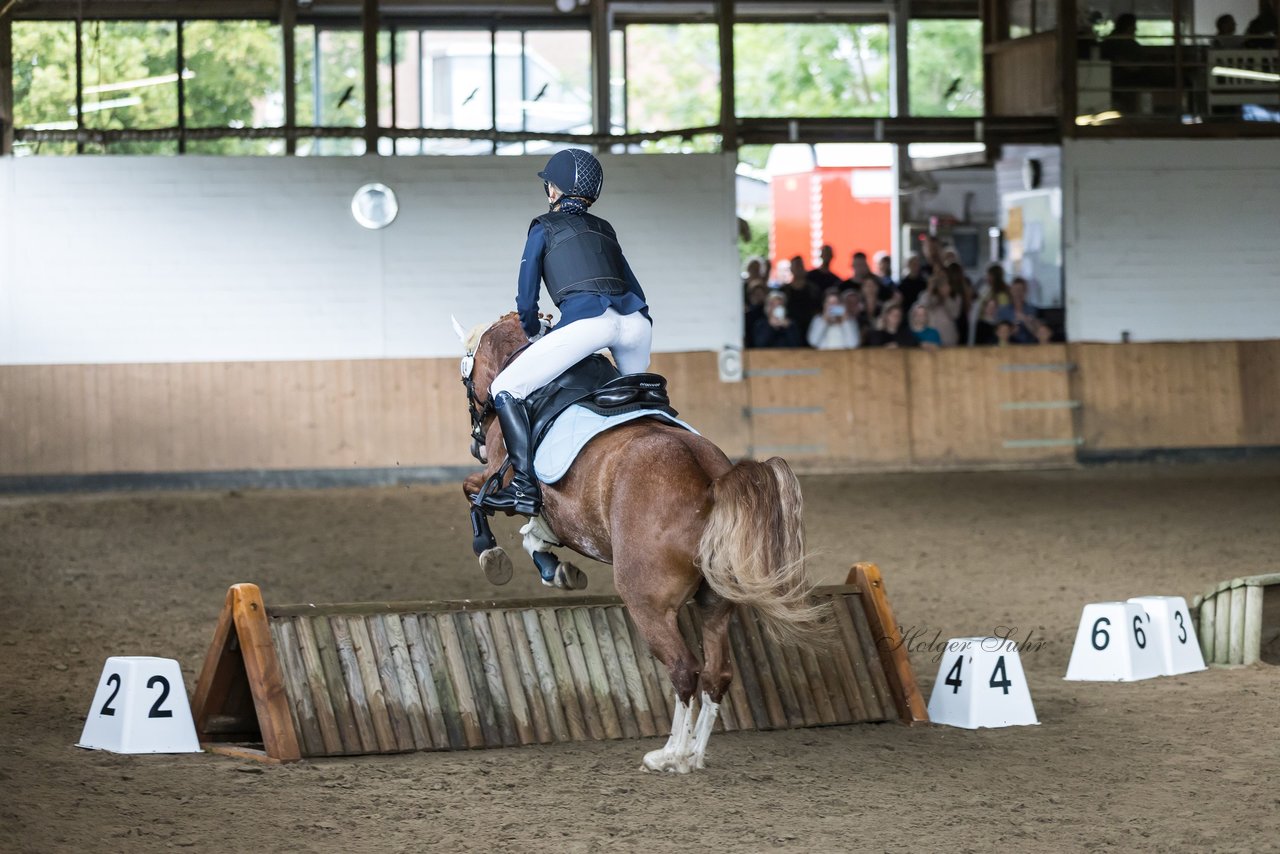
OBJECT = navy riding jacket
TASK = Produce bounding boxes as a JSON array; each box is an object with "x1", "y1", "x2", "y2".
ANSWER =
[{"x1": 517, "y1": 219, "x2": 651, "y2": 339}]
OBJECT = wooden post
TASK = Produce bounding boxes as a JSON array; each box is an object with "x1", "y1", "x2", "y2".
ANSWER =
[
  {"x1": 281, "y1": 0, "x2": 297, "y2": 155},
  {"x1": 191, "y1": 583, "x2": 302, "y2": 762},
  {"x1": 1196, "y1": 594, "x2": 1215, "y2": 663},
  {"x1": 717, "y1": 0, "x2": 736, "y2": 150},
  {"x1": 890, "y1": 0, "x2": 910, "y2": 119},
  {"x1": 176, "y1": 21, "x2": 186, "y2": 154},
  {"x1": 1213, "y1": 585, "x2": 1232, "y2": 665},
  {"x1": 1242, "y1": 584, "x2": 1263, "y2": 666},
  {"x1": 362, "y1": 0, "x2": 378, "y2": 155},
  {"x1": 0, "y1": 14, "x2": 13, "y2": 156},
  {"x1": 590, "y1": 0, "x2": 611, "y2": 142},
  {"x1": 850, "y1": 562, "x2": 929, "y2": 725},
  {"x1": 74, "y1": 18, "x2": 84, "y2": 153},
  {"x1": 1059, "y1": 0, "x2": 1078, "y2": 132},
  {"x1": 1228, "y1": 584, "x2": 1246, "y2": 664}
]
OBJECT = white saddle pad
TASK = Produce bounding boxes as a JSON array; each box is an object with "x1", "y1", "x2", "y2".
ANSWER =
[{"x1": 533, "y1": 404, "x2": 698, "y2": 485}]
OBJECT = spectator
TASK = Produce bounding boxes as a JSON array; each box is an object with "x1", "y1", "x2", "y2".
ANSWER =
[
  {"x1": 742, "y1": 257, "x2": 768, "y2": 292},
  {"x1": 899, "y1": 254, "x2": 929, "y2": 312},
  {"x1": 808, "y1": 290, "x2": 861, "y2": 350},
  {"x1": 849, "y1": 251, "x2": 893, "y2": 301},
  {"x1": 858, "y1": 278, "x2": 884, "y2": 333},
  {"x1": 1101, "y1": 13, "x2": 1144, "y2": 111},
  {"x1": 973, "y1": 298, "x2": 1000, "y2": 346},
  {"x1": 919, "y1": 267, "x2": 962, "y2": 347},
  {"x1": 947, "y1": 262, "x2": 976, "y2": 345},
  {"x1": 842, "y1": 288, "x2": 868, "y2": 339},
  {"x1": 753, "y1": 291, "x2": 803, "y2": 348},
  {"x1": 994, "y1": 320, "x2": 1014, "y2": 347},
  {"x1": 743, "y1": 283, "x2": 768, "y2": 347},
  {"x1": 1035, "y1": 323, "x2": 1055, "y2": 345},
  {"x1": 874, "y1": 252, "x2": 896, "y2": 291},
  {"x1": 976, "y1": 263, "x2": 1012, "y2": 318},
  {"x1": 908, "y1": 303, "x2": 942, "y2": 351},
  {"x1": 866, "y1": 303, "x2": 918, "y2": 349},
  {"x1": 1101, "y1": 13, "x2": 1141, "y2": 61},
  {"x1": 1245, "y1": 3, "x2": 1277, "y2": 47},
  {"x1": 1214, "y1": 14, "x2": 1246, "y2": 48},
  {"x1": 850, "y1": 251, "x2": 873, "y2": 282},
  {"x1": 808, "y1": 245, "x2": 843, "y2": 291},
  {"x1": 784, "y1": 255, "x2": 820, "y2": 336},
  {"x1": 998, "y1": 276, "x2": 1041, "y2": 344}
]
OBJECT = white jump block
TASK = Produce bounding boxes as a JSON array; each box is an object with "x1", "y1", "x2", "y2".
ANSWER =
[
  {"x1": 927, "y1": 637, "x2": 1039, "y2": 729},
  {"x1": 78, "y1": 657, "x2": 201, "y2": 754},
  {"x1": 1128, "y1": 596, "x2": 1206, "y2": 675},
  {"x1": 1064, "y1": 602, "x2": 1164, "y2": 681}
]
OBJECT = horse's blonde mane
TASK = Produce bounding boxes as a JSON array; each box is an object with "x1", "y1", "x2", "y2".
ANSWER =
[
  {"x1": 464, "y1": 312, "x2": 520, "y2": 354},
  {"x1": 463, "y1": 322, "x2": 490, "y2": 355}
]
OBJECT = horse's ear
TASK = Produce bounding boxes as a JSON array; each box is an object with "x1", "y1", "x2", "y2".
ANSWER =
[{"x1": 451, "y1": 315, "x2": 468, "y2": 346}]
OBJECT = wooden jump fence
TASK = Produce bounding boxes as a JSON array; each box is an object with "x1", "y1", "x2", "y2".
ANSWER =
[
  {"x1": 191, "y1": 563, "x2": 927, "y2": 762},
  {"x1": 1193, "y1": 572, "x2": 1280, "y2": 667}
]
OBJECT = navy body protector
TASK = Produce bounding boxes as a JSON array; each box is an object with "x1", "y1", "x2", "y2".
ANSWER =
[{"x1": 533, "y1": 211, "x2": 630, "y2": 304}]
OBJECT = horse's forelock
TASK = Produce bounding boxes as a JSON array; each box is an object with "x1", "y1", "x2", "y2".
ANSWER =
[{"x1": 463, "y1": 322, "x2": 491, "y2": 355}]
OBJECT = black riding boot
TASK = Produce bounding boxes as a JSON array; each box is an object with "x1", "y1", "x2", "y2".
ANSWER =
[{"x1": 481, "y1": 392, "x2": 542, "y2": 516}]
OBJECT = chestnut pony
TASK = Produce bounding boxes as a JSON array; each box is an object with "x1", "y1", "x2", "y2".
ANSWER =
[{"x1": 459, "y1": 313, "x2": 823, "y2": 773}]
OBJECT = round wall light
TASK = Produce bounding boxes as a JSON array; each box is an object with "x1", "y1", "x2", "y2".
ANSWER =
[{"x1": 351, "y1": 183, "x2": 398, "y2": 229}]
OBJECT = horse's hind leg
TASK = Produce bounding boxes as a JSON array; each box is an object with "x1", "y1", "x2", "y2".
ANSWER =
[
  {"x1": 623, "y1": 592, "x2": 701, "y2": 774},
  {"x1": 689, "y1": 585, "x2": 734, "y2": 769}
]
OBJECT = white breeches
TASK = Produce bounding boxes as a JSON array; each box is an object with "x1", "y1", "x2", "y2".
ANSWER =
[{"x1": 490, "y1": 308, "x2": 653, "y2": 400}]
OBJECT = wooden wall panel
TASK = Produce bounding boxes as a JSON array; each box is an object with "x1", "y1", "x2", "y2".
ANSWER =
[
  {"x1": 0, "y1": 353, "x2": 740, "y2": 477},
  {"x1": 1073, "y1": 342, "x2": 1246, "y2": 450},
  {"x1": 0, "y1": 359, "x2": 476, "y2": 476},
  {"x1": 1237, "y1": 341, "x2": 1280, "y2": 446},
  {"x1": 906, "y1": 346, "x2": 1077, "y2": 466},
  {"x1": 649, "y1": 351, "x2": 749, "y2": 458},
  {"x1": 989, "y1": 33, "x2": 1059, "y2": 117},
  {"x1": 4, "y1": 341, "x2": 1277, "y2": 478},
  {"x1": 743, "y1": 349, "x2": 912, "y2": 468}
]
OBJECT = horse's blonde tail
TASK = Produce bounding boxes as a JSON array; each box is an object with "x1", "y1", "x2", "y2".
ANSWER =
[{"x1": 696, "y1": 458, "x2": 831, "y2": 648}]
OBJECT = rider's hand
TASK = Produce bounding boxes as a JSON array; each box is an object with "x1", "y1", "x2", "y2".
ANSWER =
[{"x1": 530, "y1": 317, "x2": 553, "y2": 342}]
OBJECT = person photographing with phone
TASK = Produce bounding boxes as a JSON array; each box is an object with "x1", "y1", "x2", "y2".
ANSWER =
[
  {"x1": 752, "y1": 290, "x2": 803, "y2": 348},
  {"x1": 807, "y1": 289, "x2": 861, "y2": 349}
]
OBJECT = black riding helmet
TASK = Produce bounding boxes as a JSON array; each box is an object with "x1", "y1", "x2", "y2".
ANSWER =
[{"x1": 537, "y1": 149, "x2": 604, "y2": 205}]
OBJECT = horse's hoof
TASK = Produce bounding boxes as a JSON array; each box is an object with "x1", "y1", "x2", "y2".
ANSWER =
[
  {"x1": 479, "y1": 548, "x2": 513, "y2": 586},
  {"x1": 642, "y1": 749, "x2": 691, "y2": 774},
  {"x1": 555, "y1": 562, "x2": 587, "y2": 591}
]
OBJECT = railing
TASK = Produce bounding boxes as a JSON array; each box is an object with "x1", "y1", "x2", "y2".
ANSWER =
[{"x1": 1073, "y1": 35, "x2": 1280, "y2": 127}]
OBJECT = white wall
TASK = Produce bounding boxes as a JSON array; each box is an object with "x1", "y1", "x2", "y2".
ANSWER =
[
  {"x1": 0, "y1": 154, "x2": 740, "y2": 365},
  {"x1": 1063, "y1": 138, "x2": 1280, "y2": 342}
]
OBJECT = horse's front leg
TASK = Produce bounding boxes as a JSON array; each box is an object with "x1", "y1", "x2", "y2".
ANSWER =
[
  {"x1": 521, "y1": 515, "x2": 587, "y2": 590},
  {"x1": 463, "y1": 468, "x2": 513, "y2": 586}
]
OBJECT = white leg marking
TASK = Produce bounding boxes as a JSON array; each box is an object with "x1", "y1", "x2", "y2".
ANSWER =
[
  {"x1": 642, "y1": 699, "x2": 695, "y2": 774},
  {"x1": 520, "y1": 515, "x2": 560, "y2": 557},
  {"x1": 690, "y1": 691, "x2": 721, "y2": 770}
]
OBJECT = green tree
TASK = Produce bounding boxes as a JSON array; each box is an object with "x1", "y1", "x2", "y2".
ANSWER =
[
  {"x1": 908, "y1": 20, "x2": 983, "y2": 116},
  {"x1": 734, "y1": 23, "x2": 891, "y2": 117}
]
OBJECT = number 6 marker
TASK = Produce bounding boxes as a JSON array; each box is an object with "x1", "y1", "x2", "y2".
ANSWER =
[{"x1": 1065, "y1": 602, "x2": 1164, "y2": 681}]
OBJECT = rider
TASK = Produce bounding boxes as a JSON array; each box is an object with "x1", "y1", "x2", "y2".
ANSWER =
[{"x1": 482, "y1": 149, "x2": 653, "y2": 517}]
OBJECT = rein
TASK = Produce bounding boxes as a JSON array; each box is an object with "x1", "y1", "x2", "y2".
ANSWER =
[{"x1": 461, "y1": 327, "x2": 532, "y2": 461}]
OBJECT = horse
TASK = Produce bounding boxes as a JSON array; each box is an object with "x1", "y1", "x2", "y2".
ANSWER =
[{"x1": 456, "y1": 312, "x2": 825, "y2": 773}]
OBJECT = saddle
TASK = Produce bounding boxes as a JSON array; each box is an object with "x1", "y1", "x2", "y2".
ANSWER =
[{"x1": 525, "y1": 354, "x2": 677, "y2": 454}]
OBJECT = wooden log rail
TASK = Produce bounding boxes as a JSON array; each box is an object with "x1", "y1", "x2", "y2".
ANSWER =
[{"x1": 191, "y1": 563, "x2": 927, "y2": 762}]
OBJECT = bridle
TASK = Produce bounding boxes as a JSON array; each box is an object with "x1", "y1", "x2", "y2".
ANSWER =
[{"x1": 460, "y1": 324, "x2": 532, "y2": 463}]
